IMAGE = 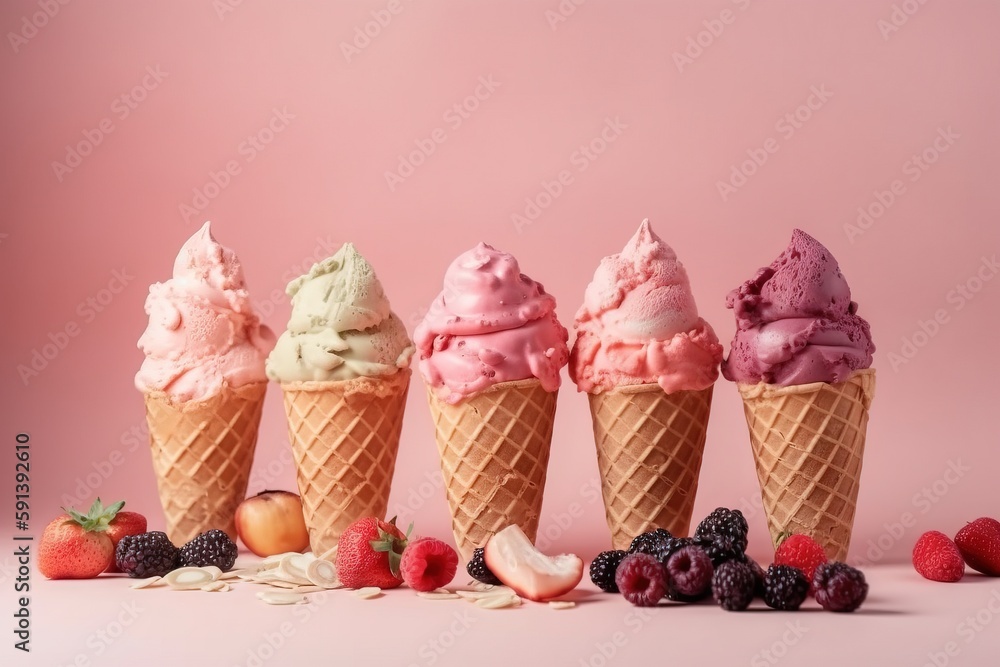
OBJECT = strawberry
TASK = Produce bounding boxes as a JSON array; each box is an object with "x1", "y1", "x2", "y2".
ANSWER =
[
  {"x1": 913, "y1": 531, "x2": 965, "y2": 582},
  {"x1": 335, "y1": 516, "x2": 410, "y2": 589},
  {"x1": 954, "y1": 517, "x2": 1000, "y2": 576},
  {"x1": 400, "y1": 537, "x2": 459, "y2": 592},
  {"x1": 774, "y1": 533, "x2": 828, "y2": 594},
  {"x1": 105, "y1": 509, "x2": 147, "y2": 573},
  {"x1": 39, "y1": 498, "x2": 123, "y2": 579}
]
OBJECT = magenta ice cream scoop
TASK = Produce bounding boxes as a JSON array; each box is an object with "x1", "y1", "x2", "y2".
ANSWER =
[{"x1": 721, "y1": 229, "x2": 874, "y2": 386}]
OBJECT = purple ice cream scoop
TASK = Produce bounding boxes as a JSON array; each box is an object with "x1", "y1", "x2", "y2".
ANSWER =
[{"x1": 721, "y1": 229, "x2": 874, "y2": 386}]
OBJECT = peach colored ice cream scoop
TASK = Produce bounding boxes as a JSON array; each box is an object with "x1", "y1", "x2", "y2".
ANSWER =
[
  {"x1": 414, "y1": 242, "x2": 569, "y2": 404},
  {"x1": 135, "y1": 222, "x2": 275, "y2": 402},
  {"x1": 570, "y1": 220, "x2": 722, "y2": 394}
]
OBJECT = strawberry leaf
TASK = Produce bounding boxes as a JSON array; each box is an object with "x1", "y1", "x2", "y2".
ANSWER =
[{"x1": 62, "y1": 498, "x2": 126, "y2": 533}]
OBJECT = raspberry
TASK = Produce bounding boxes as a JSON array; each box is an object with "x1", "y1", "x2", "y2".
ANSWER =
[
  {"x1": 466, "y1": 547, "x2": 501, "y2": 586},
  {"x1": 400, "y1": 537, "x2": 459, "y2": 592},
  {"x1": 712, "y1": 560, "x2": 756, "y2": 611},
  {"x1": 628, "y1": 529, "x2": 672, "y2": 556},
  {"x1": 589, "y1": 550, "x2": 627, "y2": 593},
  {"x1": 774, "y1": 534, "x2": 828, "y2": 594},
  {"x1": 179, "y1": 529, "x2": 237, "y2": 571},
  {"x1": 614, "y1": 553, "x2": 666, "y2": 607},
  {"x1": 813, "y1": 562, "x2": 868, "y2": 612},
  {"x1": 913, "y1": 531, "x2": 965, "y2": 582},
  {"x1": 763, "y1": 564, "x2": 809, "y2": 610},
  {"x1": 665, "y1": 545, "x2": 713, "y2": 601}
]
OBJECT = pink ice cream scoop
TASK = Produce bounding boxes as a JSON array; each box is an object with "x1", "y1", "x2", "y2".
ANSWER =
[
  {"x1": 721, "y1": 229, "x2": 874, "y2": 386},
  {"x1": 135, "y1": 222, "x2": 276, "y2": 402},
  {"x1": 569, "y1": 220, "x2": 722, "y2": 394},
  {"x1": 414, "y1": 243, "x2": 569, "y2": 404}
]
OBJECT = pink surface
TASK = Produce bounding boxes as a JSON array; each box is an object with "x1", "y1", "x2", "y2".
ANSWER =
[
  {"x1": 19, "y1": 563, "x2": 1000, "y2": 666},
  {"x1": 2, "y1": 0, "x2": 1000, "y2": 664}
]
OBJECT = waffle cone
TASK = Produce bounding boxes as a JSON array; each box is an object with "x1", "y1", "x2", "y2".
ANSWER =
[
  {"x1": 427, "y1": 379, "x2": 557, "y2": 560},
  {"x1": 143, "y1": 381, "x2": 266, "y2": 546},
  {"x1": 588, "y1": 384, "x2": 713, "y2": 550},
  {"x1": 737, "y1": 368, "x2": 876, "y2": 561},
  {"x1": 281, "y1": 370, "x2": 410, "y2": 555}
]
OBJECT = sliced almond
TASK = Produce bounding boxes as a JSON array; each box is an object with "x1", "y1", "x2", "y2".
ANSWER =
[
  {"x1": 306, "y1": 559, "x2": 341, "y2": 589},
  {"x1": 548, "y1": 601, "x2": 576, "y2": 610},
  {"x1": 253, "y1": 578, "x2": 300, "y2": 590},
  {"x1": 257, "y1": 591, "x2": 305, "y2": 605},
  {"x1": 276, "y1": 557, "x2": 313, "y2": 586},
  {"x1": 471, "y1": 582, "x2": 497, "y2": 592},
  {"x1": 318, "y1": 545, "x2": 338, "y2": 562},
  {"x1": 164, "y1": 567, "x2": 217, "y2": 590},
  {"x1": 417, "y1": 592, "x2": 461, "y2": 600},
  {"x1": 219, "y1": 570, "x2": 243, "y2": 580},
  {"x1": 291, "y1": 585, "x2": 324, "y2": 594},
  {"x1": 129, "y1": 576, "x2": 162, "y2": 589},
  {"x1": 475, "y1": 594, "x2": 520, "y2": 609},
  {"x1": 201, "y1": 581, "x2": 226, "y2": 592},
  {"x1": 201, "y1": 566, "x2": 223, "y2": 581},
  {"x1": 354, "y1": 587, "x2": 382, "y2": 599},
  {"x1": 455, "y1": 587, "x2": 514, "y2": 601}
]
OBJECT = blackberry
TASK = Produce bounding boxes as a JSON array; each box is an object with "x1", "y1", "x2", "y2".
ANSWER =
[
  {"x1": 813, "y1": 562, "x2": 868, "y2": 612},
  {"x1": 694, "y1": 508, "x2": 749, "y2": 565},
  {"x1": 665, "y1": 545, "x2": 713, "y2": 602},
  {"x1": 653, "y1": 536, "x2": 694, "y2": 565},
  {"x1": 179, "y1": 529, "x2": 238, "y2": 571},
  {"x1": 615, "y1": 553, "x2": 666, "y2": 607},
  {"x1": 763, "y1": 564, "x2": 809, "y2": 611},
  {"x1": 712, "y1": 560, "x2": 756, "y2": 611},
  {"x1": 743, "y1": 555, "x2": 767, "y2": 598},
  {"x1": 589, "y1": 550, "x2": 627, "y2": 593},
  {"x1": 115, "y1": 531, "x2": 180, "y2": 578},
  {"x1": 467, "y1": 547, "x2": 502, "y2": 586},
  {"x1": 628, "y1": 529, "x2": 672, "y2": 556}
]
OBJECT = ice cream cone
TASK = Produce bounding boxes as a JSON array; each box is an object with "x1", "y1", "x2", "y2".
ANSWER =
[
  {"x1": 281, "y1": 369, "x2": 410, "y2": 555},
  {"x1": 737, "y1": 368, "x2": 875, "y2": 561},
  {"x1": 588, "y1": 384, "x2": 713, "y2": 550},
  {"x1": 144, "y1": 381, "x2": 266, "y2": 546},
  {"x1": 427, "y1": 378, "x2": 557, "y2": 561}
]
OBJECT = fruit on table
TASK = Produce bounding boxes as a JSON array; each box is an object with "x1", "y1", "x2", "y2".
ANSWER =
[
  {"x1": 105, "y1": 505, "x2": 148, "y2": 573},
  {"x1": 483, "y1": 524, "x2": 583, "y2": 602},
  {"x1": 235, "y1": 490, "x2": 310, "y2": 557},
  {"x1": 336, "y1": 516, "x2": 409, "y2": 589},
  {"x1": 913, "y1": 530, "x2": 965, "y2": 582},
  {"x1": 400, "y1": 537, "x2": 459, "y2": 592},
  {"x1": 116, "y1": 531, "x2": 181, "y2": 578},
  {"x1": 39, "y1": 499, "x2": 121, "y2": 579},
  {"x1": 179, "y1": 529, "x2": 238, "y2": 571},
  {"x1": 954, "y1": 517, "x2": 1000, "y2": 576}
]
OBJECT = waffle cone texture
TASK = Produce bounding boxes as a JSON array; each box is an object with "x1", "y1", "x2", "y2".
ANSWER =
[
  {"x1": 144, "y1": 381, "x2": 266, "y2": 546},
  {"x1": 737, "y1": 368, "x2": 876, "y2": 561},
  {"x1": 281, "y1": 369, "x2": 410, "y2": 555},
  {"x1": 588, "y1": 384, "x2": 713, "y2": 551},
  {"x1": 427, "y1": 378, "x2": 557, "y2": 561}
]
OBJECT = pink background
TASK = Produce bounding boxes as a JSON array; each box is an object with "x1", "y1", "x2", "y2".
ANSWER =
[{"x1": 2, "y1": 1, "x2": 1000, "y2": 664}]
